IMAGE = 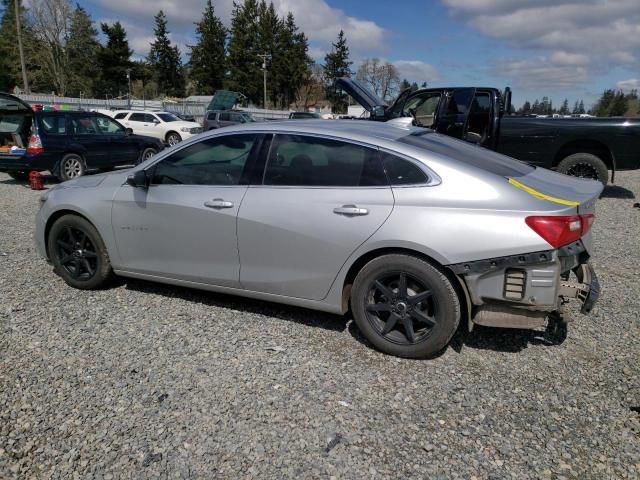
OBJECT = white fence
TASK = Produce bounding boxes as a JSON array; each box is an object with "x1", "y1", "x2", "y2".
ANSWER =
[{"x1": 15, "y1": 94, "x2": 292, "y2": 123}]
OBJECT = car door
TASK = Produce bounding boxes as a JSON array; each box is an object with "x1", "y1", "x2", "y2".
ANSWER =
[
  {"x1": 218, "y1": 112, "x2": 233, "y2": 128},
  {"x1": 237, "y1": 133, "x2": 394, "y2": 300},
  {"x1": 95, "y1": 114, "x2": 139, "y2": 165},
  {"x1": 125, "y1": 112, "x2": 154, "y2": 138},
  {"x1": 111, "y1": 133, "x2": 260, "y2": 287},
  {"x1": 68, "y1": 114, "x2": 111, "y2": 167},
  {"x1": 434, "y1": 88, "x2": 476, "y2": 140}
]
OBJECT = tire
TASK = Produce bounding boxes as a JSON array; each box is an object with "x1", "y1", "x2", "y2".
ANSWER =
[
  {"x1": 8, "y1": 171, "x2": 28, "y2": 181},
  {"x1": 48, "y1": 214, "x2": 113, "y2": 290},
  {"x1": 138, "y1": 147, "x2": 157, "y2": 165},
  {"x1": 166, "y1": 132, "x2": 181, "y2": 146},
  {"x1": 557, "y1": 153, "x2": 609, "y2": 185},
  {"x1": 351, "y1": 254, "x2": 461, "y2": 359},
  {"x1": 58, "y1": 153, "x2": 86, "y2": 182}
]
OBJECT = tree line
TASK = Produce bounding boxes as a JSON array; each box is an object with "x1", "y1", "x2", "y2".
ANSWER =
[{"x1": 517, "y1": 89, "x2": 639, "y2": 117}]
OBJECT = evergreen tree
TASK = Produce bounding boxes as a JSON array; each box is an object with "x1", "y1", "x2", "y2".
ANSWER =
[
  {"x1": 0, "y1": 0, "x2": 33, "y2": 91},
  {"x1": 578, "y1": 100, "x2": 585, "y2": 114},
  {"x1": 572, "y1": 100, "x2": 579, "y2": 114},
  {"x1": 66, "y1": 5, "x2": 100, "y2": 97},
  {"x1": 559, "y1": 98, "x2": 569, "y2": 115},
  {"x1": 609, "y1": 90, "x2": 627, "y2": 116},
  {"x1": 593, "y1": 89, "x2": 615, "y2": 116},
  {"x1": 411, "y1": 81, "x2": 419, "y2": 91},
  {"x1": 148, "y1": 11, "x2": 184, "y2": 97},
  {"x1": 274, "y1": 11, "x2": 310, "y2": 108},
  {"x1": 256, "y1": 1, "x2": 280, "y2": 108},
  {"x1": 96, "y1": 22, "x2": 132, "y2": 97},
  {"x1": 188, "y1": 0, "x2": 226, "y2": 95},
  {"x1": 226, "y1": 0, "x2": 261, "y2": 103},
  {"x1": 399, "y1": 79, "x2": 411, "y2": 91},
  {"x1": 531, "y1": 99, "x2": 540, "y2": 114},
  {"x1": 323, "y1": 30, "x2": 352, "y2": 113},
  {"x1": 521, "y1": 100, "x2": 531, "y2": 115}
]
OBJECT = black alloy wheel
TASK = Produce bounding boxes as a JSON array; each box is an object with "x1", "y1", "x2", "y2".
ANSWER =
[
  {"x1": 351, "y1": 254, "x2": 460, "y2": 358},
  {"x1": 365, "y1": 272, "x2": 438, "y2": 345},
  {"x1": 54, "y1": 225, "x2": 99, "y2": 281},
  {"x1": 48, "y1": 215, "x2": 113, "y2": 289}
]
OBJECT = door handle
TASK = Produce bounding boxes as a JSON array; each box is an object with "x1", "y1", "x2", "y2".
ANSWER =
[
  {"x1": 204, "y1": 198, "x2": 234, "y2": 209},
  {"x1": 333, "y1": 205, "x2": 369, "y2": 216}
]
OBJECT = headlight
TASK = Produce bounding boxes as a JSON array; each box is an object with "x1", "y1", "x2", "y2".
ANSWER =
[{"x1": 180, "y1": 127, "x2": 190, "y2": 133}]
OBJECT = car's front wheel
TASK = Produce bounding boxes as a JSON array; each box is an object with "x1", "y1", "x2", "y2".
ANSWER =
[
  {"x1": 48, "y1": 215, "x2": 113, "y2": 289},
  {"x1": 166, "y1": 132, "x2": 181, "y2": 146},
  {"x1": 351, "y1": 254, "x2": 461, "y2": 358},
  {"x1": 58, "y1": 154, "x2": 85, "y2": 181}
]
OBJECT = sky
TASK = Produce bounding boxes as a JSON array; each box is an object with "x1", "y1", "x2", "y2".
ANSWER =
[{"x1": 81, "y1": 0, "x2": 640, "y2": 108}]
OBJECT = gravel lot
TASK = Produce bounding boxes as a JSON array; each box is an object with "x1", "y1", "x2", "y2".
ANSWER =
[{"x1": 1, "y1": 170, "x2": 638, "y2": 479}]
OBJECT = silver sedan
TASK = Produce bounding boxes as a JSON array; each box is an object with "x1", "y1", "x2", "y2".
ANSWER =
[{"x1": 35, "y1": 121, "x2": 603, "y2": 358}]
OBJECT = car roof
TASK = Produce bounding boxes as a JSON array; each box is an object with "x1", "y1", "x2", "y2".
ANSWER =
[{"x1": 222, "y1": 119, "x2": 425, "y2": 143}]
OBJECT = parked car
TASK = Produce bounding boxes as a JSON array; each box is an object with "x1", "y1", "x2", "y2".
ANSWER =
[
  {"x1": 336, "y1": 77, "x2": 640, "y2": 184},
  {"x1": 36, "y1": 120, "x2": 602, "y2": 358},
  {"x1": 112, "y1": 110, "x2": 203, "y2": 146},
  {"x1": 0, "y1": 93, "x2": 163, "y2": 181},
  {"x1": 289, "y1": 112, "x2": 321, "y2": 119},
  {"x1": 173, "y1": 112, "x2": 197, "y2": 122},
  {"x1": 203, "y1": 110, "x2": 257, "y2": 130}
]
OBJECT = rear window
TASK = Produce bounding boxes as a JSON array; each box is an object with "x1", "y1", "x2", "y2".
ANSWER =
[
  {"x1": 39, "y1": 115, "x2": 66, "y2": 134},
  {"x1": 399, "y1": 132, "x2": 534, "y2": 177}
]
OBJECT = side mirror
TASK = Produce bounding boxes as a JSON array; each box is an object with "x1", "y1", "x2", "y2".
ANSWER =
[
  {"x1": 153, "y1": 119, "x2": 160, "y2": 124},
  {"x1": 126, "y1": 169, "x2": 149, "y2": 188},
  {"x1": 125, "y1": 128, "x2": 133, "y2": 136}
]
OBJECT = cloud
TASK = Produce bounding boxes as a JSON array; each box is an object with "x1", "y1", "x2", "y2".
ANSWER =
[
  {"x1": 442, "y1": 0, "x2": 640, "y2": 88},
  {"x1": 393, "y1": 60, "x2": 440, "y2": 84},
  {"x1": 616, "y1": 79, "x2": 639, "y2": 91},
  {"x1": 95, "y1": 0, "x2": 387, "y2": 58},
  {"x1": 496, "y1": 55, "x2": 588, "y2": 89}
]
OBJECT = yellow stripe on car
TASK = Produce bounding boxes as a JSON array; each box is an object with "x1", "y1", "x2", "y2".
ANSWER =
[{"x1": 508, "y1": 178, "x2": 580, "y2": 206}]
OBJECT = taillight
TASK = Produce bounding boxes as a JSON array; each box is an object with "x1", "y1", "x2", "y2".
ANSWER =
[
  {"x1": 525, "y1": 214, "x2": 595, "y2": 248},
  {"x1": 27, "y1": 134, "x2": 44, "y2": 154}
]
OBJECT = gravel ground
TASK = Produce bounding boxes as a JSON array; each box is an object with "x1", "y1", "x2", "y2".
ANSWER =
[{"x1": 0, "y1": 170, "x2": 638, "y2": 479}]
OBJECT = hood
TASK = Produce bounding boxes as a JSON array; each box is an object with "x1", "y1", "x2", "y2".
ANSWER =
[
  {"x1": 334, "y1": 78, "x2": 387, "y2": 113},
  {"x1": 166, "y1": 120, "x2": 201, "y2": 129}
]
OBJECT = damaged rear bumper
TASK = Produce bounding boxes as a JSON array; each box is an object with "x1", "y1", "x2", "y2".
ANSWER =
[{"x1": 449, "y1": 242, "x2": 599, "y2": 329}]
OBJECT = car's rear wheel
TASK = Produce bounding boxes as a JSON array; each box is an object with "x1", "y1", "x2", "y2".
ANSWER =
[
  {"x1": 166, "y1": 132, "x2": 181, "y2": 146},
  {"x1": 557, "y1": 153, "x2": 608, "y2": 185},
  {"x1": 351, "y1": 254, "x2": 460, "y2": 358},
  {"x1": 48, "y1": 215, "x2": 113, "y2": 289},
  {"x1": 138, "y1": 147, "x2": 157, "y2": 165},
  {"x1": 58, "y1": 154, "x2": 85, "y2": 182}
]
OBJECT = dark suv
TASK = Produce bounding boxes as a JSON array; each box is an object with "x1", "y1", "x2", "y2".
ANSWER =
[
  {"x1": 202, "y1": 110, "x2": 257, "y2": 130},
  {"x1": 0, "y1": 93, "x2": 164, "y2": 181}
]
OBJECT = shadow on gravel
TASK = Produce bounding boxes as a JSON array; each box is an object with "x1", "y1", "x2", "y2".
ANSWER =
[
  {"x1": 123, "y1": 278, "x2": 347, "y2": 333},
  {"x1": 123, "y1": 278, "x2": 564, "y2": 357},
  {"x1": 601, "y1": 184, "x2": 635, "y2": 199},
  {"x1": 461, "y1": 325, "x2": 563, "y2": 353}
]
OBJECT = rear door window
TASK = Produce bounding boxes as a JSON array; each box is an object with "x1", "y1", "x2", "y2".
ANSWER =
[
  {"x1": 129, "y1": 113, "x2": 145, "y2": 122},
  {"x1": 70, "y1": 115, "x2": 99, "y2": 135},
  {"x1": 263, "y1": 134, "x2": 387, "y2": 187},
  {"x1": 39, "y1": 115, "x2": 66, "y2": 134},
  {"x1": 114, "y1": 112, "x2": 128, "y2": 120}
]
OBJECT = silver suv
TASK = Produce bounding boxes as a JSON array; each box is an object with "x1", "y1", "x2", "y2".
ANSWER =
[{"x1": 203, "y1": 110, "x2": 256, "y2": 130}]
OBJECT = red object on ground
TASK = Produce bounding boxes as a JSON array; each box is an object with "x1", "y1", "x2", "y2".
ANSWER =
[{"x1": 29, "y1": 171, "x2": 44, "y2": 190}]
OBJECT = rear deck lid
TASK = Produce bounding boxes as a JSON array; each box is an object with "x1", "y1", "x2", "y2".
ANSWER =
[{"x1": 511, "y1": 167, "x2": 603, "y2": 215}]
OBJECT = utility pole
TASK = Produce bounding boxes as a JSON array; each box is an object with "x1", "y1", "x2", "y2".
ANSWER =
[
  {"x1": 14, "y1": 0, "x2": 29, "y2": 93},
  {"x1": 126, "y1": 68, "x2": 132, "y2": 108},
  {"x1": 258, "y1": 53, "x2": 271, "y2": 110}
]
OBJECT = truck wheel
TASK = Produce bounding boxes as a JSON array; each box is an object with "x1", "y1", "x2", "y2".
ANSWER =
[
  {"x1": 58, "y1": 154, "x2": 86, "y2": 182},
  {"x1": 350, "y1": 254, "x2": 461, "y2": 359},
  {"x1": 557, "y1": 153, "x2": 608, "y2": 185},
  {"x1": 166, "y1": 132, "x2": 181, "y2": 146}
]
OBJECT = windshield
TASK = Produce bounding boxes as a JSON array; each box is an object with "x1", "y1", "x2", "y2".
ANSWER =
[
  {"x1": 399, "y1": 131, "x2": 534, "y2": 177},
  {"x1": 242, "y1": 114, "x2": 256, "y2": 123},
  {"x1": 158, "y1": 113, "x2": 179, "y2": 122}
]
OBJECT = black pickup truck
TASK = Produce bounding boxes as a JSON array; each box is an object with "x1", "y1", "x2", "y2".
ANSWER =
[{"x1": 336, "y1": 78, "x2": 640, "y2": 184}]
